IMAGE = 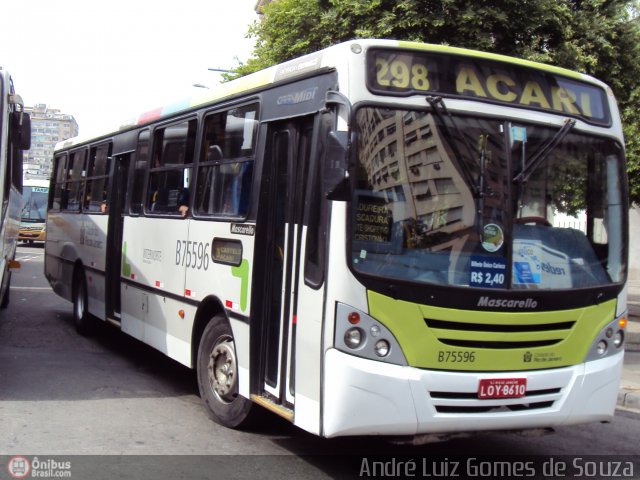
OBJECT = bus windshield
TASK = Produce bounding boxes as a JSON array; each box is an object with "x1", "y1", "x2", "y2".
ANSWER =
[
  {"x1": 22, "y1": 186, "x2": 49, "y2": 221},
  {"x1": 351, "y1": 107, "x2": 626, "y2": 290}
]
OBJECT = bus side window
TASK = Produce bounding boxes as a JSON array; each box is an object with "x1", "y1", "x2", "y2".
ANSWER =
[
  {"x1": 84, "y1": 143, "x2": 112, "y2": 214},
  {"x1": 63, "y1": 149, "x2": 87, "y2": 212},
  {"x1": 146, "y1": 119, "x2": 196, "y2": 216},
  {"x1": 6, "y1": 107, "x2": 26, "y2": 197},
  {"x1": 195, "y1": 104, "x2": 258, "y2": 217},
  {"x1": 129, "y1": 130, "x2": 149, "y2": 215},
  {"x1": 196, "y1": 161, "x2": 253, "y2": 216},
  {"x1": 51, "y1": 154, "x2": 68, "y2": 211}
]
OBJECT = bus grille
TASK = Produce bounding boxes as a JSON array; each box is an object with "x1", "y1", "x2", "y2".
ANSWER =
[
  {"x1": 424, "y1": 318, "x2": 575, "y2": 349},
  {"x1": 429, "y1": 388, "x2": 561, "y2": 414}
]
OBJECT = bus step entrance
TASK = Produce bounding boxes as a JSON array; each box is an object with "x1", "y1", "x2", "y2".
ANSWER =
[
  {"x1": 250, "y1": 394, "x2": 294, "y2": 422},
  {"x1": 105, "y1": 316, "x2": 121, "y2": 328}
]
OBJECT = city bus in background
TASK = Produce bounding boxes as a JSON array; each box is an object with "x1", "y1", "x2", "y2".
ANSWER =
[
  {"x1": 0, "y1": 67, "x2": 30, "y2": 309},
  {"x1": 44, "y1": 40, "x2": 628, "y2": 439},
  {"x1": 20, "y1": 177, "x2": 49, "y2": 244}
]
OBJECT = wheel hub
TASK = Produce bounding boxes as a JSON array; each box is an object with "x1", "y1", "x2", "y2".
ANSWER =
[{"x1": 208, "y1": 338, "x2": 237, "y2": 403}]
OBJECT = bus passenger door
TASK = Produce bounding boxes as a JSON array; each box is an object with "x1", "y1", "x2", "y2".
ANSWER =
[
  {"x1": 253, "y1": 116, "x2": 316, "y2": 413},
  {"x1": 105, "y1": 153, "x2": 129, "y2": 321}
]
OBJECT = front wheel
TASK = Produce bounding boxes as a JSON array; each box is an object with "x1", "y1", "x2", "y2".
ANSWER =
[{"x1": 197, "y1": 315, "x2": 255, "y2": 428}]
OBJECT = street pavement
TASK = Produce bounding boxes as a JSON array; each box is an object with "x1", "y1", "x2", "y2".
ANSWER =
[{"x1": 619, "y1": 280, "x2": 640, "y2": 410}]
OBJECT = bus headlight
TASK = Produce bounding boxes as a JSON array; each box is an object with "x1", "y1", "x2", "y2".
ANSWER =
[
  {"x1": 334, "y1": 302, "x2": 407, "y2": 365},
  {"x1": 344, "y1": 328, "x2": 364, "y2": 349},
  {"x1": 613, "y1": 330, "x2": 624, "y2": 348},
  {"x1": 374, "y1": 339, "x2": 390, "y2": 357},
  {"x1": 584, "y1": 316, "x2": 625, "y2": 362}
]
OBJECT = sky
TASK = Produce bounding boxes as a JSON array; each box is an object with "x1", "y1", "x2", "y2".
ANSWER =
[{"x1": 0, "y1": 0, "x2": 258, "y2": 137}]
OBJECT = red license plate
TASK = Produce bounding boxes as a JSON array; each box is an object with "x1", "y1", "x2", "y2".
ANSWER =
[{"x1": 478, "y1": 378, "x2": 527, "y2": 399}]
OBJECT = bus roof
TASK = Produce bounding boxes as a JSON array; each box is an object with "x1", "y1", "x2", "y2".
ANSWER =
[{"x1": 56, "y1": 39, "x2": 608, "y2": 150}]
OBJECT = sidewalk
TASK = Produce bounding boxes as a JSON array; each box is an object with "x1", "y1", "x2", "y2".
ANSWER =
[{"x1": 618, "y1": 280, "x2": 640, "y2": 410}]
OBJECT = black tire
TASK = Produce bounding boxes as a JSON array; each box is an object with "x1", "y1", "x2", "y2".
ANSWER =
[
  {"x1": 73, "y1": 269, "x2": 94, "y2": 335},
  {"x1": 0, "y1": 272, "x2": 11, "y2": 309},
  {"x1": 197, "y1": 315, "x2": 255, "y2": 428}
]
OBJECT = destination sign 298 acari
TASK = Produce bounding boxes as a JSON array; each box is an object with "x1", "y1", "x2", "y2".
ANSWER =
[{"x1": 367, "y1": 48, "x2": 610, "y2": 125}]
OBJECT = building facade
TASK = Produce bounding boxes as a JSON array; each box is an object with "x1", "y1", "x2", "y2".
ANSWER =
[{"x1": 23, "y1": 104, "x2": 78, "y2": 178}]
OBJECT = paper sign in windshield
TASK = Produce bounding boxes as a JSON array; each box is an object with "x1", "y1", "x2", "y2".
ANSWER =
[
  {"x1": 470, "y1": 256, "x2": 506, "y2": 288},
  {"x1": 354, "y1": 196, "x2": 392, "y2": 243},
  {"x1": 513, "y1": 241, "x2": 542, "y2": 284},
  {"x1": 514, "y1": 240, "x2": 573, "y2": 288},
  {"x1": 481, "y1": 224, "x2": 504, "y2": 252}
]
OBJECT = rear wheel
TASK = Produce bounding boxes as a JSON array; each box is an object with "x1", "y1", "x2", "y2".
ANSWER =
[
  {"x1": 73, "y1": 269, "x2": 94, "y2": 335},
  {"x1": 197, "y1": 315, "x2": 255, "y2": 428},
  {"x1": 0, "y1": 272, "x2": 11, "y2": 309}
]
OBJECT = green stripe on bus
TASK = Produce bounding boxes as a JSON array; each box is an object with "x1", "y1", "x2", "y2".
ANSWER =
[{"x1": 367, "y1": 290, "x2": 616, "y2": 371}]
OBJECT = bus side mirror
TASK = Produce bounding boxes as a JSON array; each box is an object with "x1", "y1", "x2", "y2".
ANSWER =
[
  {"x1": 11, "y1": 111, "x2": 31, "y2": 150},
  {"x1": 324, "y1": 130, "x2": 350, "y2": 201}
]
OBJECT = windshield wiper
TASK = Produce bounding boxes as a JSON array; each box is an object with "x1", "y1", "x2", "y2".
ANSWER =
[
  {"x1": 426, "y1": 96, "x2": 480, "y2": 197},
  {"x1": 512, "y1": 118, "x2": 575, "y2": 184}
]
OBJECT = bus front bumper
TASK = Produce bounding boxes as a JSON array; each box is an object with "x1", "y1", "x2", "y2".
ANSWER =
[
  {"x1": 18, "y1": 228, "x2": 46, "y2": 242},
  {"x1": 322, "y1": 348, "x2": 622, "y2": 438}
]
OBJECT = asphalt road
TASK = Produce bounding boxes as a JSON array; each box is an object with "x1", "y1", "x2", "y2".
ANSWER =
[{"x1": 0, "y1": 245, "x2": 638, "y2": 479}]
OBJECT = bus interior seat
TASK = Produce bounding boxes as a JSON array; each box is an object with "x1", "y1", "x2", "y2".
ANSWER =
[{"x1": 207, "y1": 145, "x2": 223, "y2": 162}]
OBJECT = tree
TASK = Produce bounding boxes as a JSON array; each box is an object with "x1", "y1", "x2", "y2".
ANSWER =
[
  {"x1": 234, "y1": 0, "x2": 640, "y2": 204},
  {"x1": 623, "y1": 87, "x2": 640, "y2": 204}
]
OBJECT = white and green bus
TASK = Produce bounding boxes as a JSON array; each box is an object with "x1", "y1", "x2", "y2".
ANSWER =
[
  {"x1": 45, "y1": 40, "x2": 629, "y2": 438},
  {"x1": 20, "y1": 178, "x2": 50, "y2": 244},
  {"x1": 0, "y1": 67, "x2": 30, "y2": 309}
]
